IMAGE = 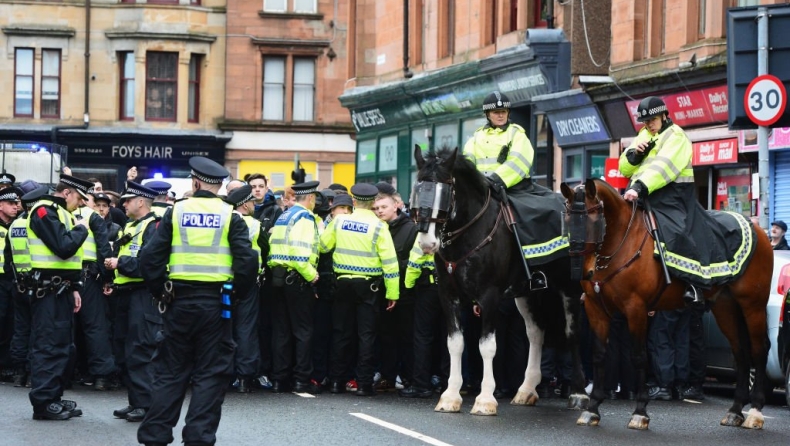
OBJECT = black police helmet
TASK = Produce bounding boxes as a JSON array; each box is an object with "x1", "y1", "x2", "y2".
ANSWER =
[
  {"x1": 636, "y1": 96, "x2": 668, "y2": 122},
  {"x1": 482, "y1": 92, "x2": 511, "y2": 113}
]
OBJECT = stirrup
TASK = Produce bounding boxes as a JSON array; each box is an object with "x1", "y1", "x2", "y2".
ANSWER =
[
  {"x1": 530, "y1": 270, "x2": 548, "y2": 291},
  {"x1": 683, "y1": 285, "x2": 702, "y2": 305}
]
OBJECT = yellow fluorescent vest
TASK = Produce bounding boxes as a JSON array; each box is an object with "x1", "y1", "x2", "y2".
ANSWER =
[
  {"x1": 9, "y1": 216, "x2": 31, "y2": 273},
  {"x1": 319, "y1": 208, "x2": 400, "y2": 301},
  {"x1": 462, "y1": 123, "x2": 534, "y2": 188},
  {"x1": 74, "y1": 206, "x2": 97, "y2": 262},
  {"x1": 404, "y1": 239, "x2": 435, "y2": 289},
  {"x1": 0, "y1": 225, "x2": 6, "y2": 268},
  {"x1": 28, "y1": 199, "x2": 83, "y2": 270},
  {"x1": 267, "y1": 204, "x2": 319, "y2": 281},
  {"x1": 242, "y1": 214, "x2": 263, "y2": 273},
  {"x1": 169, "y1": 197, "x2": 233, "y2": 282},
  {"x1": 618, "y1": 124, "x2": 695, "y2": 193},
  {"x1": 114, "y1": 214, "x2": 157, "y2": 285}
]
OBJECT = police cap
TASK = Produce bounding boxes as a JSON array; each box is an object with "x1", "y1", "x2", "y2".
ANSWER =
[
  {"x1": 0, "y1": 187, "x2": 23, "y2": 202},
  {"x1": 59, "y1": 174, "x2": 95, "y2": 199},
  {"x1": 321, "y1": 188, "x2": 336, "y2": 199},
  {"x1": 636, "y1": 96, "x2": 668, "y2": 122},
  {"x1": 482, "y1": 91, "x2": 511, "y2": 112},
  {"x1": 327, "y1": 183, "x2": 348, "y2": 193},
  {"x1": 121, "y1": 181, "x2": 159, "y2": 200},
  {"x1": 145, "y1": 180, "x2": 172, "y2": 196},
  {"x1": 189, "y1": 156, "x2": 229, "y2": 184},
  {"x1": 0, "y1": 173, "x2": 16, "y2": 185},
  {"x1": 329, "y1": 193, "x2": 353, "y2": 210},
  {"x1": 21, "y1": 185, "x2": 49, "y2": 206},
  {"x1": 375, "y1": 181, "x2": 397, "y2": 196},
  {"x1": 225, "y1": 184, "x2": 254, "y2": 208},
  {"x1": 350, "y1": 183, "x2": 379, "y2": 201},
  {"x1": 292, "y1": 180, "x2": 321, "y2": 196}
]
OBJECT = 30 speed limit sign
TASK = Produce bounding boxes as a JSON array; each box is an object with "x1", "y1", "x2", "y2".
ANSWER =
[{"x1": 744, "y1": 74, "x2": 787, "y2": 126}]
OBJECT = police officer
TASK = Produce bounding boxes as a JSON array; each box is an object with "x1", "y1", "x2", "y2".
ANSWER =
[
  {"x1": 225, "y1": 184, "x2": 268, "y2": 393},
  {"x1": 27, "y1": 174, "x2": 92, "y2": 420},
  {"x1": 73, "y1": 187, "x2": 116, "y2": 390},
  {"x1": 146, "y1": 181, "x2": 173, "y2": 218},
  {"x1": 104, "y1": 181, "x2": 162, "y2": 422},
  {"x1": 0, "y1": 172, "x2": 15, "y2": 191},
  {"x1": 137, "y1": 156, "x2": 256, "y2": 446},
  {"x1": 0, "y1": 186, "x2": 21, "y2": 372},
  {"x1": 7, "y1": 185, "x2": 48, "y2": 387},
  {"x1": 320, "y1": 183, "x2": 399, "y2": 396},
  {"x1": 268, "y1": 180, "x2": 322, "y2": 394}
]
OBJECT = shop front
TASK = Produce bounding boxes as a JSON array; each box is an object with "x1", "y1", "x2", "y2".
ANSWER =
[{"x1": 739, "y1": 127, "x2": 790, "y2": 223}]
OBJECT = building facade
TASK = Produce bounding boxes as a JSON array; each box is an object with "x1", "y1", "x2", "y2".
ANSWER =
[
  {"x1": 220, "y1": 0, "x2": 356, "y2": 190},
  {"x1": 0, "y1": 0, "x2": 230, "y2": 190}
]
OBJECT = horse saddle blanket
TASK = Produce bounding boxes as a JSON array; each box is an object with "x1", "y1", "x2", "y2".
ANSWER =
[
  {"x1": 652, "y1": 203, "x2": 756, "y2": 288},
  {"x1": 507, "y1": 180, "x2": 569, "y2": 267}
]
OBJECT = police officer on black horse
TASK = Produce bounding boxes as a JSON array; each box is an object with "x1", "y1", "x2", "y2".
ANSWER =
[{"x1": 137, "y1": 156, "x2": 257, "y2": 446}]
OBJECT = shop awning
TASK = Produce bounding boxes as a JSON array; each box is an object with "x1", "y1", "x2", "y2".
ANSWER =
[{"x1": 531, "y1": 89, "x2": 611, "y2": 146}]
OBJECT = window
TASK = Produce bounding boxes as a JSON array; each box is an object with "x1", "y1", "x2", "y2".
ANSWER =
[
  {"x1": 533, "y1": 0, "x2": 548, "y2": 28},
  {"x1": 263, "y1": 56, "x2": 285, "y2": 120},
  {"x1": 379, "y1": 135, "x2": 398, "y2": 172},
  {"x1": 40, "y1": 49, "x2": 61, "y2": 118},
  {"x1": 357, "y1": 140, "x2": 377, "y2": 174},
  {"x1": 14, "y1": 48, "x2": 34, "y2": 117},
  {"x1": 738, "y1": 0, "x2": 760, "y2": 5},
  {"x1": 188, "y1": 55, "x2": 201, "y2": 123},
  {"x1": 698, "y1": 0, "x2": 706, "y2": 37},
  {"x1": 119, "y1": 52, "x2": 135, "y2": 121},
  {"x1": 292, "y1": 58, "x2": 314, "y2": 121},
  {"x1": 264, "y1": 0, "x2": 316, "y2": 13},
  {"x1": 145, "y1": 52, "x2": 178, "y2": 122},
  {"x1": 438, "y1": 0, "x2": 455, "y2": 59}
]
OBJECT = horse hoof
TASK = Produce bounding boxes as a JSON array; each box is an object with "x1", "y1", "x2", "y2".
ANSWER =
[
  {"x1": 511, "y1": 390, "x2": 539, "y2": 406},
  {"x1": 470, "y1": 399, "x2": 498, "y2": 416},
  {"x1": 720, "y1": 411, "x2": 745, "y2": 427},
  {"x1": 567, "y1": 393, "x2": 590, "y2": 410},
  {"x1": 627, "y1": 414, "x2": 650, "y2": 430},
  {"x1": 434, "y1": 396, "x2": 463, "y2": 413},
  {"x1": 742, "y1": 408, "x2": 764, "y2": 430},
  {"x1": 576, "y1": 410, "x2": 600, "y2": 426}
]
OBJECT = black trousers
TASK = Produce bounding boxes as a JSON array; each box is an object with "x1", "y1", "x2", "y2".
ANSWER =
[
  {"x1": 257, "y1": 280, "x2": 274, "y2": 377},
  {"x1": 412, "y1": 284, "x2": 449, "y2": 390},
  {"x1": 0, "y1": 279, "x2": 14, "y2": 367},
  {"x1": 604, "y1": 312, "x2": 636, "y2": 393},
  {"x1": 121, "y1": 287, "x2": 162, "y2": 409},
  {"x1": 493, "y1": 298, "x2": 527, "y2": 392},
  {"x1": 28, "y1": 287, "x2": 74, "y2": 409},
  {"x1": 271, "y1": 279, "x2": 315, "y2": 384},
  {"x1": 647, "y1": 308, "x2": 691, "y2": 387},
  {"x1": 330, "y1": 278, "x2": 382, "y2": 387},
  {"x1": 311, "y1": 296, "x2": 333, "y2": 382},
  {"x1": 687, "y1": 305, "x2": 706, "y2": 387},
  {"x1": 232, "y1": 284, "x2": 261, "y2": 378},
  {"x1": 379, "y1": 295, "x2": 414, "y2": 384},
  {"x1": 74, "y1": 273, "x2": 115, "y2": 377},
  {"x1": 137, "y1": 297, "x2": 234, "y2": 446},
  {"x1": 10, "y1": 287, "x2": 32, "y2": 372}
]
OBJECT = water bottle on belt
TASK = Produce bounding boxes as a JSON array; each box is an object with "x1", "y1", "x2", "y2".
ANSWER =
[{"x1": 220, "y1": 282, "x2": 233, "y2": 319}]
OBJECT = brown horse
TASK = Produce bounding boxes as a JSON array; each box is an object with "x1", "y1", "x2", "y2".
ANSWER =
[{"x1": 560, "y1": 178, "x2": 772, "y2": 430}]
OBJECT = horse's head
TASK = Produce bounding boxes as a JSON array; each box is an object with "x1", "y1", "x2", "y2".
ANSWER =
[
  {"x1": 560, "y1": 179, "x2": 606, "y2": 266},
  {"x1": 411, "y1": 145, "x2": 457, "y2": 253}
]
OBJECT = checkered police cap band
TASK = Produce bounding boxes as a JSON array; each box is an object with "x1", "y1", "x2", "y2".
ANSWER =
[
  {"x1": 191, "y1": 170, "x2": 224, "y2": 184},
  {"x1": 123, "y1": 186, "x2": 158, "y2": 200},
  {"x1": 60, "y1": 177, "x2": 89, "y2": 192},
  {"x1": 0, "y1": 190, "x2": 19, "y2": 201},
  {"x1": 641, "y1": 105, "x2": 667, "y2": 117},
  {"x1": 482, "y1": 99, "x2": 511, "y2": 111},
  {"x1": 232, "y1": 191, "x2": 255, "y2": 207},
  {"x1": 352, "y1": 194, "x2": 376, "y2": 201},
  {"x1": 294, "y1": 186, "x2": 318, "y2": 196}
]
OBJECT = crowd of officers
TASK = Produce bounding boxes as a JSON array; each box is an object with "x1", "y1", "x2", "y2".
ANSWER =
[{"x1": 0, "y1": 156, "x2": 454, "y2": 446}]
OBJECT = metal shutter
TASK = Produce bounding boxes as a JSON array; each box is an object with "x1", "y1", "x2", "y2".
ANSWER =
[{"x1": 771, "y1": 150, "x2": 790, "y2": 223}]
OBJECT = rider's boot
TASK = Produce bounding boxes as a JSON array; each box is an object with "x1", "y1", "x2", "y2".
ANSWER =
[{"x1": 682, "y1": 284, "x2": 704, "y2": 307}]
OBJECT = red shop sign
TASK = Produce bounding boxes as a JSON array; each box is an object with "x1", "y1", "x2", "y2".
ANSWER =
[
  {"x1": 692, "y1": 138, "x2": 738, "y2": 166},
  {"x1": 626, "y1": 85, "x2": 729, "y2": 131},
  {"x1": 604, "y1": 158, "x2": 629, "y2": 189}
]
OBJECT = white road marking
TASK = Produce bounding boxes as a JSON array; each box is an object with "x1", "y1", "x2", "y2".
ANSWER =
[
  {"x1": 350, "y1": 413, "x2": 454, "y2": 446},
  {"x1": 294, "y1": 392, "x2": 315, "y2": 398}
]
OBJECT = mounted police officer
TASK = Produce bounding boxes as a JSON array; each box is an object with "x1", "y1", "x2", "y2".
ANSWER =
[
  {"x1": 104, "y1": 181, "x2": 161, "y2": 422},
  {"x1": 225, "y1": 184, "x2": 268, "y2": 393},
  {"x1": 137, "y1": 156, "x2": 257, "y2": 446},
  {"x1": 26, "y1": 174, "x2": 93, "y2": 420},
  {"x1": 8, "y1": 184, "x2": 49, "y2": 387},
  {"x1": 320, "y1": 183, "x2": 399, "y2": 396},
  {"x1": 267, "y1": 180, "x2": 322, "y2": 394}
]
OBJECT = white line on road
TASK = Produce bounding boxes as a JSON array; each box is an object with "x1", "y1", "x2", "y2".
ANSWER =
[
  {"x1": 294, "y1": 392, "x2": 316, "y2": 398},
  {"x1": 350, "y1": 412, "x2": 454, "y2": 446}
]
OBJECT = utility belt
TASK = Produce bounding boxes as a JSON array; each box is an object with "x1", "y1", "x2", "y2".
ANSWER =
[
  {"x1": 416, "y1": 268, "x2": 437, "y2": 287},
  {"x1": 112, "y1": 282, "x2": 148, "y2": 293},
  {"x1": 336, "y1": 274, "x2": 383, "y2": 292},
  {"x1": 271, "y1": 265, "x2": 311, "y2": 288},
  {"x1": 82, "y1": 261, "x2": 101, "y2": 282},
  {"x1": 18, "y1": 271, "x2": 81, "y2": 299},
  {"x1": 158, "y1": 280, "x2": 232, "y2": 316}
]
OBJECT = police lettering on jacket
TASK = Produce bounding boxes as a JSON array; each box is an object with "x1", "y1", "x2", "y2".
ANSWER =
[
  {"x1": 341, "y1": 220, "x2": 369, "y2": 233},
  {"x1": 181, "y1": 213, "x2": 222, "y2": 228}
]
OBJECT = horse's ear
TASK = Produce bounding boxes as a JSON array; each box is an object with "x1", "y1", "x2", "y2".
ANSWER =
[
  {"x1": 414, "y1": 144, "x2": 425, "y2": 170},
  {"x1": 584, "y1": 178, "x2": 597, "y2": 200},
  {"x1": 560, "y1": 182, "x2": 574, "y2": 201}
]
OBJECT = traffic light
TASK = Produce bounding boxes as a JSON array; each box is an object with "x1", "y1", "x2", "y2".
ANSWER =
[{"x1": 291, "y1": 164, "x2": 306, "y2": 184}]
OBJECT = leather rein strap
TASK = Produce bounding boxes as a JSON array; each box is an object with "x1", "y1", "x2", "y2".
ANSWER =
[{"x1": 438, "y1": 190, "x2": 504, "y2": 275}]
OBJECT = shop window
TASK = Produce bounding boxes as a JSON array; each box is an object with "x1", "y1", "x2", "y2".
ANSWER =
[
  {"x1": 262, "y1": 55, "x2": 316, "y2": 122},
  {"x1": 434, "y1": 123, "x2": 459, "y2": 151},
  {"x1": 119, "y1": 51, "x2": 135, "y2": 121},
  {"x1": 41, "y1": 49, "x2": 61, "y2": 118},
  {"x1": 264, "y1": 0, "x2": 316, "y2": 13},
  {"x1": 188, "y1": 54, "x2": 201, "y2": 123},
  {"x1": 563, "y1": 147, "x2": 609, "y2": 186},
  {"x1": 411, "y1": 127, "x2": 429, "y2": 167},
  {"x1": 145, "y1": 52, "x2": 178, "y2": 122},
  {"x1": 14, "y1": 48, "x2": 34, "y2": 118},
  {"x1": 292, "y1": 58, "x2": 314, "y2": 121},
  {"x1": 531, "y1": 114, "x2": 549, "y2": 186},
  {"x1": 716, "y1": 167, "x2": 752, "y2": 217},
  {"x1": 462, "y1": 117, "x2": 487, "y2": 145},
  {"x1": 357, "y1": 139, "x2": 377, "y2": 174},
  {"x1": 379, "y1": 135, "x2": 398, "y2": 173},
  {"x1": 564, "y1": 150, "x2": 584, "y2": 185}
]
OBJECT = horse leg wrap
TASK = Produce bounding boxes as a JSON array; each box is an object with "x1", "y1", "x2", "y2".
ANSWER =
[{"x1": 741, "y1": 408, "x2": 764, "y2": 429}]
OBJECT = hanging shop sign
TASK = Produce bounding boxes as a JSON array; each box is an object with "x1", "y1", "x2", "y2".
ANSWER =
[
  {"x1": 625, "y1": 85, "x2": 729, "y2": 130},
  {"x1": 692, "y1": 138, "x2": 738, "y2": 166}
]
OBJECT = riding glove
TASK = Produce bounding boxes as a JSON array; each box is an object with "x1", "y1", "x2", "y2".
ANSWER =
[{"x1": 486, "y1": 174, "x2": 507, "y2": 198}]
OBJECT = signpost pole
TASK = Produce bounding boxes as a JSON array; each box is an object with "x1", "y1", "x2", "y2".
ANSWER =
[{"x1": 757, "y1": 7, "x2": 770, "y2": 231}]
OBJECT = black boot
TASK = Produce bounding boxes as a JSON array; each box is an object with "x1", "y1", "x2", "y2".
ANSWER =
[
  {"x1": 12, "y1": 370, "x2": 26, "y2": 387},
  {"x1": 683, "y1": 285, "x2": 704, "y2": 307},
  {"x1": 237, "y1": 378, "x2": 252, "y2": 393}
]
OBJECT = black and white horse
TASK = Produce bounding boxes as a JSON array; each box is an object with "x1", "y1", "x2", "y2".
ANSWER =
[{"x1": 412, "y1": 146, "x2": 588, "y2": 415}]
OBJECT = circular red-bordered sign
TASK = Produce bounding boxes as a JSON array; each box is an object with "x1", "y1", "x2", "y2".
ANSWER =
[{"x1": 744, "y1": 74, "x2": 787, "y2": 126}]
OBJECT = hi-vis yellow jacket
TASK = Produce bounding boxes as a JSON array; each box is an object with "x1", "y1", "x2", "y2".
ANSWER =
[
  {"x1": 404, "y1": 239, "x2": 435, "y2": 289},
  {"x1": 619, "y1": 124, "x2": 694, "y2": 193},
  {"x1": 267, "y1": 203, "x2": 319, "y2": 282},
  {"x1": 463, "y1": 123, "x2": 533, "y2": 187}
]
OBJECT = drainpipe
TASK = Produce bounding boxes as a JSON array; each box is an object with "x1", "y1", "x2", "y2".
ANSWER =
[
  {"x1": 545, "y1": 0, "x2": 554, "y2": 190},
  {"x1": 403, "y1": 0, "x2": 413, "y2": 78},
  {"x1": 52, "y1": 0, "x2": 91, "y2": 170}
]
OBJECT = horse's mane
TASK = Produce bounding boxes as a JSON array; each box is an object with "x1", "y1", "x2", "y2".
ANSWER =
[{"x1": 430, "y1": 146, "x2": 488, "y2": 192}]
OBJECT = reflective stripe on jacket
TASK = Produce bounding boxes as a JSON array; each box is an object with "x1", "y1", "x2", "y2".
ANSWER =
[
  {"x1": 462, "y1": 123, "x2": 533, "y2": 187},
  {"x1": 168, "y1": 197, "x2": 233, "y2": 282},
  {"x1": 267, "y1": 204, "x2": 319, "y2": 281},
  {"x1": 404, "y1": 238, "x2": 435, "y2": 289},
  {"x1": 28, "y1": 199, "x2": 82, "y2": 270},
  {"x1": 114, "y1": 214, "x2": 156, "y2": 285},
  {"x1": 74, "y1": 206, "x2": 97, "y2": 261},
  {"x1": 619, "y1": 124, "x2": 694, "y2": 193},
  {"x1": 242, "y1": 214, "x2": 263, "y2": 274},
  {"x1": 9, "y1": 216, "x2": 31, "y2": 273}
]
